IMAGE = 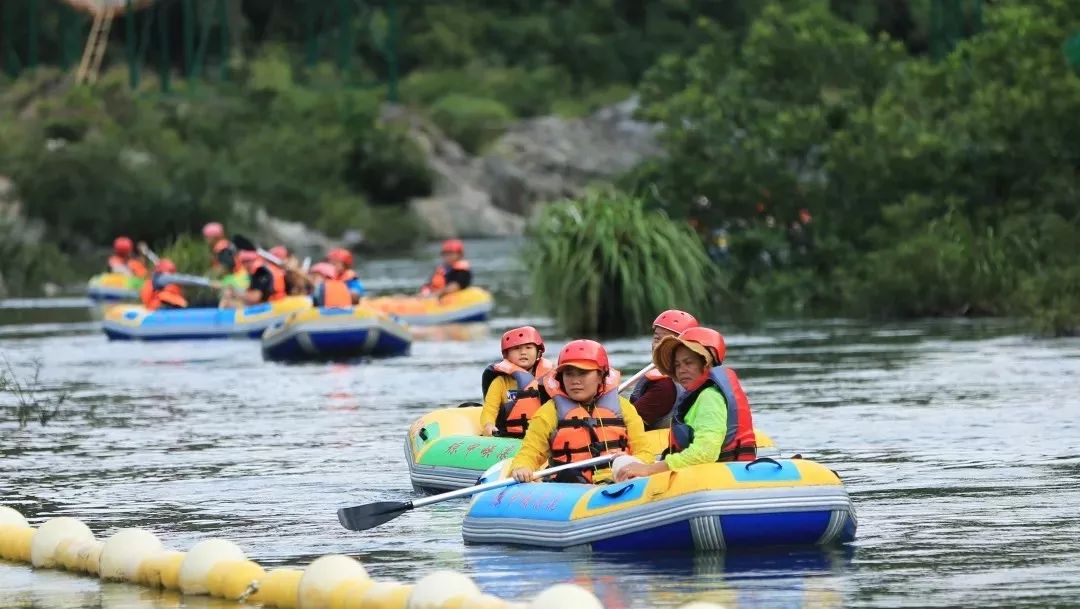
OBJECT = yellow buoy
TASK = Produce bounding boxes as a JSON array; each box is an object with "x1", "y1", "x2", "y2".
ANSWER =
[
  {"x1": 249, "y1": 567, "x2": 304, "y2": 609},
  {"x1": 529, "y1": 584, "x2": 603, "y2": 609},
  {"x1": 327, "y1": 578, "x2": 374, "y2": 609},
  {"x1": 206, "y1": 559, "x2": 266, "y2": 600},
  {"x1": 30, "y1": 517, "x2": 95, "y2": 569},
  {"x1": 56, "y1": 538, "x2": 96, "y2": 573},
  {"x1": 407, "y1": 571, "x2": 480, "y2": 609},
  {"x1": 136, "y1": 550, "x2": 186, "y2": 589},
  {"x1": 0, "y1": 506, "x2": 29, "y2": 527},
  {"x1": 298, "y1": 555, "x2": 369, "y2": 609},
  {"x1": 0, "y1": 524, "x2": 35, "y2": 562},
  {"x1": 360, "y1": 582, "x2": 413, "y2": 609},
  {"x1": 178, "y1": 539, "x2": 246, "y2": 595},
  {"x1": 77, "y1": 540, "x2": 105, "y2": 575},
  {"x1": 99, "y1": 528, "x2": 164, "y2": 582}
]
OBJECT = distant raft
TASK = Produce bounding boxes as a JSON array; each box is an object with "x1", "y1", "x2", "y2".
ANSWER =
[
  {"x1": 405, "y1": 405, "x2": 779, "y2": 494},
  {"x1": 462, "y1": 458, "x2": 856, "y2": 553},
  {"x1": 86, "y1": 273, "x2": 142, "y2": 302},
  {"x1": 102, "y1": 296, "x2": 312, "y2": 340},
  {"x1": 261, "y1": 305, "x2": 411, "y2": 362},
  {"x1": 361, "y1": 287, "x2": 494, "y2": 326}
]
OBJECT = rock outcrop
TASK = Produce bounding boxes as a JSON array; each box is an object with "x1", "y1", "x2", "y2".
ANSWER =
[{"x1": 396, "y1": 98, "x2": 663, "y2": 238}]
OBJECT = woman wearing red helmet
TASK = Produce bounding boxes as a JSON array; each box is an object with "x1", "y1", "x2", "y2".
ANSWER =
[
  {"x1": 420, "y1": 239, "x2": 472, "y2": 298},
  {"x1": 139, "y1": 259, "x2": 188, "y2": 311},
  {"x1": 509, "y1": 339, "x2": 655, "y2": 485},
  {"x1": 480, "y1": 326, "x2": 555, "y2": 438},
  {"x1": 630, "y1": 310, "x2": 699, "y2": 429},
  {"x1": 107, "y1": 236, "x2": 149, "y2": 279},
  {"x1": 616, "y1": 327, "x2": 757, "y2": 481}
]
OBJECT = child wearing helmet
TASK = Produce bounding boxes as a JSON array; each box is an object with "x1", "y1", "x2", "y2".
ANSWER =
[
  {"x1": 420, "y1": 239, "x2": 471, "y2": 298},
  {"x1": 630, "y1": 310, "x2": 699, "y2": 429},
  {"x1": 480, "y1": 326, "x2": 555, "y2": 437},
  {"x1": 616, "y1": 327, "x2": 757, "y2": 481},
  {"x1": 108, "y1": 236, "x2": 148, "y2": 278},
  {"x1": 326, "y1": 248, "x2": 364, "y2": 303},
  {"x1": 509, "y1": 339, "x2": 655, "y2": 485},
  {"x1": 139, "y1": 259, "x2": 188, "y2": 311},
  {"x1": 310, "y1": 262, "x2": 353, "y2": 308}
]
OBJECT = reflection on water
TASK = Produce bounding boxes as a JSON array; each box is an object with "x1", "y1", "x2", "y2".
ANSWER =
[{"x1": 2, "y1": 240, "x2": 1080, "y2": 607}]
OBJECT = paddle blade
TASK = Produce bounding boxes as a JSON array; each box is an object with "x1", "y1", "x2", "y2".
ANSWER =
[{"x1": 337, "y1": 500, "x2": 412, "y2": 532}]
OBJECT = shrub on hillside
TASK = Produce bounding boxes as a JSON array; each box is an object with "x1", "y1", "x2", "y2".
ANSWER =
[{"x1": 428, "y1": 94, "x2": 513, "y2": 154}]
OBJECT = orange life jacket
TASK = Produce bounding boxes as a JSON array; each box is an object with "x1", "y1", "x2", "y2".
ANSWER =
[
  {"x1": 140, "y1": 278, "x2": 188, "y2": 311},
  {"x1": 252, "y1": 259, "x2": 288, "y2": 302},
  {"x1": 108, "y1": 255, "x2": 148, "y2": 278},
  {"x1": 426, "y1": 259, "x2": 471, "y2": 291},
  {"x1": 668, "y1": 366, "x2": 757, "y2": 462},
  {"x1": 320, "y1": 280, "x2": 353, "y2": 308},
  {"x1": 546, "y1": 372, "x2": 628, "y2": 483},
  {"x1": 337, "y1": 269, "x2": 358, "y2": 282},
  {"x1": 481, "y1": 358, "x2": 555, "y2": 438}
]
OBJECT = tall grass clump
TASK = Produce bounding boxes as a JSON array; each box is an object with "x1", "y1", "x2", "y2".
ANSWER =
[{"x1": 526, "y1": 190, "x2": 713, "y2": 337}]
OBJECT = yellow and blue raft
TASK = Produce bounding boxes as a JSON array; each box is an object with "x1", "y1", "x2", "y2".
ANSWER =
[
  {"x1": 261, "y1": 305, "x2": 411, "y2": 362},
  {"x1": 102, "y1": 296, "x2": 312, "y2": 341},
  {"x1": 462, "y1": 457, "x2": 856, "y2": 552},
  {"x1": 362, "y1": 287, "x2": 494, "y2": 326}
]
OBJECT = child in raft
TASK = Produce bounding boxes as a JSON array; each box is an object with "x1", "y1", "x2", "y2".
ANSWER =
[
  {"x1": 480, "y1": 326, "x2": 554, "y2": 437},
  {"x1": 615, "y1": 327, "x2": 757, "y2": 481},
  {"x1": 509, "y1": 339, "x2": 655, "y2": 484}
]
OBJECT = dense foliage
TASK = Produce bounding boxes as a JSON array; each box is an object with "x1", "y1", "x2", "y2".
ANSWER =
[
  {"x1": 1, "y1": 0, "x2": 1077, "y2": 335},
  {"x1": 622, "y1": 0, "x2": 1080, "y2": 335}
]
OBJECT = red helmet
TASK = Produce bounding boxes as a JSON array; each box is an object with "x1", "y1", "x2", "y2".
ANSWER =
[
  {"x1": 202, "y1": 222, "x2": 225, "y2": 239},
  {"x1": 679, "y1": 326, "x2": 726, "y2": 365},
  {"x1": 653, "y1": 309, "x2": 699, "y2": 334},
  {"x1": 555, "y1": 339, "x2": 609, "y2": 374},
  {"x1": 269, "y1": 245, "x2": 289, "y2": 260},
  {"x1": 113, "y1": 237, "x2": 133, "y2": 255},
  {"x1": 441, "y1": 239, "x2": 465, "y2": 254},
  {"x1": 237, "y1": 250, "x2": 260, "y2": 265},
  {"x1": 501, "y1": 326, "x2": 544, "y2": 356},
  {"x1": 327, "y1": 248, "x2": 354, "y2": 267},
  {"x1": 309, "y1": 262, "x2": 336, "y2": 279},
  {"x1": 154, "y1": 259, "x2": 177, "y2": 274}
]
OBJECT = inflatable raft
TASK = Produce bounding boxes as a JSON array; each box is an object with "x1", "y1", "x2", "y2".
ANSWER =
[
  {"x1": 362, "y1": 287, "x2": 494, "y2": 325},
  {"x1": 86, "y1": 273, "x2": 142, "y2": 302},
  {"x1": 261, "y1": 305, "x2": 411, "y2": 362},
  {"x1": 102, "y1": 296, "x2": 312, "y2": 340},
  {"x1": 405, "y1": 406, "x2": 779, "y2": 494},
  {"x1": 462, "y1": 458, "x2": 856, "y2": 552}
]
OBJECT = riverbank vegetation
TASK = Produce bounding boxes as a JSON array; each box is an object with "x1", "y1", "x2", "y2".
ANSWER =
[
  {"x1": 1, "y1": 1, "x2": 1077, "y2": 335},
  {"x1": 534, "y1": 1, "x2": 1080, "y2": 336}
]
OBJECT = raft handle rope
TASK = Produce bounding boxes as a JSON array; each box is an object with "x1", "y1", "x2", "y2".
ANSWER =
[
  {"x1": 745, "y1": 457, "x2": 784, "y2": 471},
  {"x1": 600, "y1": 483, "x2": 634, "y2": 499}
]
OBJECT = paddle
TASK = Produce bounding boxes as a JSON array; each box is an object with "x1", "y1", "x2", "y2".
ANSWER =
[
  {"x1": 155, "y1": 273, "x2": 223, "y2": 290},
  {"x1": 337, "y1": 454, "x2": 616, "y2": 532},
  {"x1": 617, "y1": 363, "x2": 655, "y2": 395},
  {"x1": 137, "y1": 242, "x2": 160, "y2": 266},
  {"x1": 232, "y1": 234, "x2": 285, "y2": 267}
]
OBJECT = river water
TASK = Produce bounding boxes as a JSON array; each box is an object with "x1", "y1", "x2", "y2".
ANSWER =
[{"x1": 2, "y1": 239, "x2": 1079, "y2": 608}]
